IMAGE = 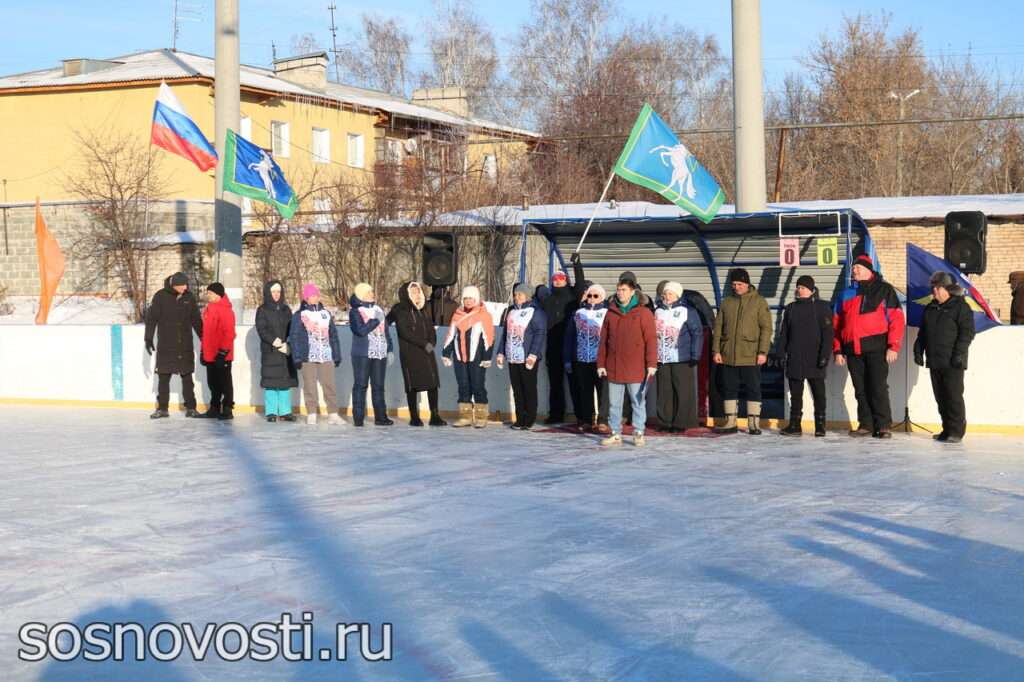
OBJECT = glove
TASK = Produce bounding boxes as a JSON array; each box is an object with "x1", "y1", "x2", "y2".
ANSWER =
[
  {"x1": 277, "y1": 343, "x2": 289, "y2": 355},
  {"x1": 950, "y1": 353, "x2": 964, "y2": 369},
  {"x1": 145, "y1": 340, "x2": 155, "y2": 355},
  {"x1": 215, "y1": 349, "x2": 229, "y2": 368},
  {"x1": 914, "y1": 352, "x2": 924, "y2": 367},
  {"x1": 480, "y1": 360, "x2": 492, "y2": 369},
  {"x1": 570, "y1": 252, "x2": 581, "y2": 265},
  {"x1": 597, "y1": 367, "x2": 607, "y2": 378},
  {"x1": 442, "y1": 357, "x2": 453, "y2": 367},
  {"x1": 424, "y1": 342, "x2": 435, "y2": 353}
]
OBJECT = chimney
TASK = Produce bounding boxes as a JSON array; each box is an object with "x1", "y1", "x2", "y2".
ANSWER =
[
  {"x1": 411, "y1": 86, "x2": 469, "y2": 118},
  {"x1": 62, "y1": 58, "x2": 119, "y2": 77},
  {"x1": 273, "y1": 52, "x2": 328, "y2": 92}
]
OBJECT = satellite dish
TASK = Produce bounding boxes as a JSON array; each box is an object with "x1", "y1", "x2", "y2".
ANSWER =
[{"x1": 403, "y1": 137, "x2": 418, "y2": 155}]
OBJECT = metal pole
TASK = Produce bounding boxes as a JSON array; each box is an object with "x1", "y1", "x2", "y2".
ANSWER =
[
  {"x1": 214, "y1": 0, "x2": 243, "y2": 314},
  {"x1": 896, "y1": 98, "x2": 904, "y2": 196},
  {"x1": 731, "y1": 0, "x2": 767, "y2": 213},
  {"x1": 772, "y1": 128, "x2": 787, "y2": 203},
  {"x1": 574, "y1": 170, "x2": 615, "y2": 254}
]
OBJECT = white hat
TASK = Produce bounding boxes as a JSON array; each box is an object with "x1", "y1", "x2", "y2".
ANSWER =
[
  {"x1": 663, "y1": 281, "x2": 684, "y2": 298},
  {"x1": 461, "y1": 286, "x2": 481, "y2": 304}
]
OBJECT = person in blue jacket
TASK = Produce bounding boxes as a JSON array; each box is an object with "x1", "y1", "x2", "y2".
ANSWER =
[
  {"x1": 563, "y1": 281, "x2": 609, "y2": 432},
  {"x1": 349, "y1": 282, "x2": 394, "y2": 427},
  {"x1": 496, "y1": 284, "x2": 547, "y2": 430},
  {"x1": 654, "y1": 281, "x2": 704, "y2": 432}
]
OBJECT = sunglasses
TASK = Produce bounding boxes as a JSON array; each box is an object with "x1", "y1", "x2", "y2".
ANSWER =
[{"x1": 586, "y1": 293, "x2": 602, "y2": 299}]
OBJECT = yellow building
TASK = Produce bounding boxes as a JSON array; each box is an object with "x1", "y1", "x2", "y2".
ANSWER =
[{"x1": 0, "y1": 49, "x2": 538, "y2": 207}]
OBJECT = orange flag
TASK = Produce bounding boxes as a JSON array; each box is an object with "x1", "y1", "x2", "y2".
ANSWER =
[{"x1": 34, "y1": 199, "x2": 65, "y2": 325}]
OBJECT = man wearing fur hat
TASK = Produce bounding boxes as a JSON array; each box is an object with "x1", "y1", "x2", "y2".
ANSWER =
[
  {"x1": 913, "y1": 271, "x2": 976, "y2": 443},
  {"x1": 711, "y1": 268, "x2": 773, "y2": 435},
  {"x1": 833, "y1": 254, "x2": 905, "y2": 439}
]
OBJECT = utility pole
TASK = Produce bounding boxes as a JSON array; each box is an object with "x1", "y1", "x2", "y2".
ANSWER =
[
  {"x1": 732, "y1": 0, "x2": 768, "y2": 213},
  {"x1": 890, "y1": 89, "x2": 920, "y2": 196},
  {"x1": 328, "y1": 4, "x2": 341, "y2": 83},
  {"x1": 214, "y1": 0, "x2": 243, "y2": 313}
]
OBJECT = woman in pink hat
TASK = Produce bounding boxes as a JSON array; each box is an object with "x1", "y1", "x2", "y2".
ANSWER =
[{"x1": 288, "y1": 284, "x2": 343, "y2": 425}]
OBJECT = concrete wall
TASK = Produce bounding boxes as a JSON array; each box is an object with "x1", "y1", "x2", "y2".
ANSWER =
[{"x1": 1, "y1": 323, "x2": 1023, "y2": 433}]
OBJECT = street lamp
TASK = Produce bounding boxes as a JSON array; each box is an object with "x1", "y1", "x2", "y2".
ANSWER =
[{"x1": 890, "y1": 89, "x2": 920, "y2": 196}]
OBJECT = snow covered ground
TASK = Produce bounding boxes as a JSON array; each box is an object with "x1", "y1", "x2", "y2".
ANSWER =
[{"x1": 2, "y1": 406, "x2": 1023, "y2": 681}]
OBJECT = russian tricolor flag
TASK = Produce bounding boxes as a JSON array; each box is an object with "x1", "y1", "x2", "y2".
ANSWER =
[{"x1": 151, "y1": 82, "x2": 218, "y2": 172}]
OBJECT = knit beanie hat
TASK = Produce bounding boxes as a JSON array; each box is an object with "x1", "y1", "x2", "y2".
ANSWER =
[
  {"x1": 206, "y1": 282, "x2": 226, "y2": 298},
  {"x1": 513, "y1": 283, "x2": 533, "y2": 299},
  {"x1": 796, "y1": 275, "x2": 816, "y2": 291},
  {"x1": 461, "y1": 286, "x2": 481, "y2": 304},
  {"x1": 662, "y1": 281, "x2": 684, "y2": 299},
  {"x1": 728, "y1": 268, "x2": 751, "y2": 285},
  {"x1": 853, "y1": 254, "x2": 876, "y2": 273},
  {"x1": 302, "y1": 283, "x2": 321, "y2": 300},
  {"x1": 354, "y1": 282, "x2": 373, "y2": 301},
  {"x1": 169, "y1": 272, "x2": 188, "y2": 287}
]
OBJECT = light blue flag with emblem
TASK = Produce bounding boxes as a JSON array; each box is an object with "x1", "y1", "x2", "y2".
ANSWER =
[
  {"x1": 222, "y1": 129, "x2": 298, "y2": 219},
  {"x1": 613, "y1": 104, "x2": 725, "y2": 223}
]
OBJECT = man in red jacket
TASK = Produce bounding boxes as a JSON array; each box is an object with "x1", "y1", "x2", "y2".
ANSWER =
[
  {"x1": 834, "y1": 255, "x2": 905, "y2": 439},
  {"x1": 200, "y1": 282, "x2": 237, "y2": 420},
  {"x1": 597, "y1": 273, "x2": 658, "y2": 447}
]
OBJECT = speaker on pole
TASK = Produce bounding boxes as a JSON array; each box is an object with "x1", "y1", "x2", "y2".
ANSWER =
[
  {"x1": 944, "y1": 211, "x2": 987, "y2": 275},
  {"x1": 423, "y1": 232, "x2": 458, "y2": 287}
]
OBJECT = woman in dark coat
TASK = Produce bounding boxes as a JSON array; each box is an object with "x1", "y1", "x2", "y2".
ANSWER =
[
  {"x1": 255, "y1": 280, "x2": 298, "y2": 422},
  {"x1": 144, "y1": 272, "x2": 203, "y2": 419},
  {"x1": 913, "y1": 271, "x2": 976, "y2": 443},
  {"x1": 387, "y1": 281, "x2": 446, "y2": 426},
  {"x1": 777, "y1": 275, "x2": 833, "y2": 437}
]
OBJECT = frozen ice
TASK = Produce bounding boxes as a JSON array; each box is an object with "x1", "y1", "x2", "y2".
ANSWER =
[{"x1": 2, "y1": 406, "x2": 1023, "y2": 681}]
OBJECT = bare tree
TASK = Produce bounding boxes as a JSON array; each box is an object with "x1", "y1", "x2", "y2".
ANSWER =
[
  {"x1": 335, "y1": 15, "x2": 412, "y2": 96},
  {"x1": 64, "y1": 129, "x2": 170, "y2": 322},
  {"x1": 421, "y1": 0, "x2": 500, "y2": 118},
  {"x1": 289, "y1": 32, "x2": 324, "y2": 56}
]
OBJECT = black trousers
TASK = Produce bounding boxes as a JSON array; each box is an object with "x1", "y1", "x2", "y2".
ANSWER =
[
  {"x1": 510, "y1": 363, "x2": 539, "y2": 427},
  {"x1": 657, "y1": 363, "x2": 699, "y2": 428},
  {"x1": 156, "y1": 373, "x2": 196, "y2": 410},
  {"x1": 720, "y1": 365, "x2": 762, "y2": 402},
  {"x1": 930, "y1": 368, "x2": 966, "y2": 438},
  {"x1": 847, "y1": 352, "x2": 892, "y2": 431},
  {"x1": 405, "y1": 388, "x2": 440, "y2": 418},
  {"x1": 545, "y1": 338, "x2": 569, "y2": 419},
  {"x1": 572, "y1": 361, "x2": 608, "y2": 425},
  {"x1": 207, "y1": 362, "x2": 234, "y2": 412},
  {"x1": 788, "y1": 377, "x2": 826, "y2": 418}
]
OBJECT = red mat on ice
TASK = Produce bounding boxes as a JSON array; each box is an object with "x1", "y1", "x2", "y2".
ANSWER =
[{"x1": 534, "y1": 424, "x2": 723, "y2": 438}]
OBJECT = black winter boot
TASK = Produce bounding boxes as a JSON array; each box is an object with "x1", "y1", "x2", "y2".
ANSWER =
[
  {"x1": 429, "y1": 412, "x2": 448, "y2": 426},
  {"x1": 814, "y1": 416, "x2": 826, "y2": 437},
  {"x1": 780, "y1": 413, "x2": 802, "y2": 436}
]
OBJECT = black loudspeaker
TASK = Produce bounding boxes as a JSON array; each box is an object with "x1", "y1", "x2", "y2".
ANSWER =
[
  {"x1": 422, "y1": 232, "x2": 458, "y2": 286},
  {"x1": 944, "y1": 211, "x2": 987, "y2": 275}
]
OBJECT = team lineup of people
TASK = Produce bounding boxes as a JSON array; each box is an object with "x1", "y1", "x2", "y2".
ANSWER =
[{"x1": 143, "y1": 251, "x2": 976, "y2": 444}]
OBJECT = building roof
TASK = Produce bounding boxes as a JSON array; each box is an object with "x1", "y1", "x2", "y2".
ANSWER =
[
  {"x1": 0, "y1": 49, "x2": 538, "y2": 139},
  {"x1": 428, "y1": 194, "x2": 1024, "y2": 228}
]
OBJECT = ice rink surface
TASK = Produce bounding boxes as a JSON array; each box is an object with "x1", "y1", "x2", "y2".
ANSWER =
[{"x1": 2, "y1": 406, "x2": 1023, "y2": 681}]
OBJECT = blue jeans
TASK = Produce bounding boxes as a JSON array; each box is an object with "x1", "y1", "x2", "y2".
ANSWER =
[
  {"x1": 453, "y1": 360, "x2": 488, "y2": 403},
  {"x1": 264, "y1": 388, "x2": 292, "y2": 416},
  {"x1": 351, "y1": 355, "x2": 387, "y2": 421},
  {"x1": 608, "y1": 381, "x2": 647, "y2": 435}
]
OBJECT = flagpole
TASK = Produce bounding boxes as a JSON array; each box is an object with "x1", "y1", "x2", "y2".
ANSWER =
[{"x1": 574, "y1": 170, "x2": 616, "y2": 254}]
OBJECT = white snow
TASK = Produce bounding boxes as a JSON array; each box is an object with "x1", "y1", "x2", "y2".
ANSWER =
[
  {"x1": 2, "y1": 406, "x2": 1023, "y2": 681},
  {"x1": 0, "y1": 296, "x2": 136, "y2": 325}
]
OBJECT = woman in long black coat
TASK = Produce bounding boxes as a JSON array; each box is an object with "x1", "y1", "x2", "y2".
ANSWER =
[
  {"x1": 777, "y1": 275, "x2": 833, "y2": 437},
  {"x1": 387, "y1": 281, "x2": 446, "y2": 426},
  {"x1": 255, "y1": 280, "x2": 298, "y2": 422}
]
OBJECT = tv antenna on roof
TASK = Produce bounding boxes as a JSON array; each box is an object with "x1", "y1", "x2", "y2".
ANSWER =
[
  {"x1": 172, "y1": 0, "x2": 203, "y2": 51},
  {"x1": 328, "y1": 4, "x2": 341, "y2": 83}
]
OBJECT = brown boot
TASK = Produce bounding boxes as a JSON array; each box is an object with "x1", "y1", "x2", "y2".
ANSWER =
[
  {"x1": 473, "y1": 403, "x2": 489, "y2": 428},
  {"x1": 452, "y1": 402, "x2": 473, "y2": 428},
  {"x1": 746, "y1": 401, "x2": 763, "y2": 435},
  {"x1": 713, "y1": 400, "x2": 739, "y2": 434}
]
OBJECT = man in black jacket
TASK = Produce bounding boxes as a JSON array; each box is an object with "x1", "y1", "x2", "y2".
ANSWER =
[
  {"x1": 913, "y1": 271, "x2": 976, "y2": 443},
  {"x1": 777, "y1": 275, "x2": 833, "y2": 437},
  {"x1": 144, "y1": 272, "x2": 203, "y2": 419},
  {"x1": 542, "y1": 263, "x2": 585, "y2": 424}
]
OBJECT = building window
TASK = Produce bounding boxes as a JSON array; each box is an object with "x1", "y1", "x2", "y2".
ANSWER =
[
  {"x1": 313, "y1": 197, "x2": 333, "y2": 228},
  {"x1": 271, "y1": 121, "x2": 290, "y2": 158},
  {"x1": 241, "y1": 197, "x2": 253, "y2": 227},
  {"x1": 483, "y1": 153, "x2": 498, "y2": 180},
  {"x1": 347, "y1": 133, "x2": 364, "y2": 168},
  {"x1": 240, "y1": 116, "x2": 252, "y2": 142},
  {"x1": 312, "y1": 127, "x2": 330, "y2": 164}
]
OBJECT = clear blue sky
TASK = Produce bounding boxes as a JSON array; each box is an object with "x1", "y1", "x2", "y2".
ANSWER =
[{"x1": 2, "y1": 0, "x2": 1022, "y2": 90}]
